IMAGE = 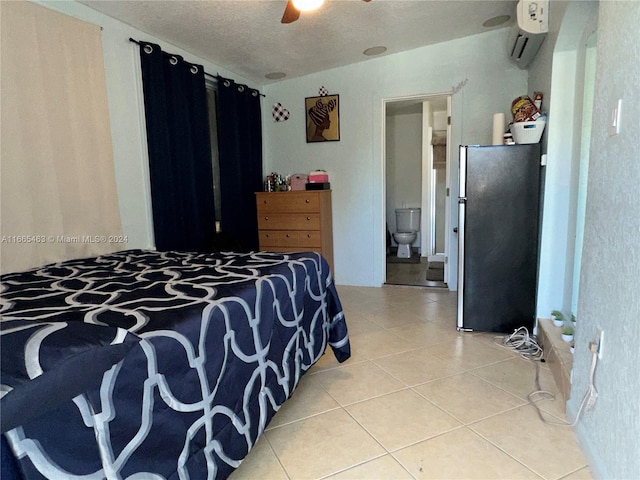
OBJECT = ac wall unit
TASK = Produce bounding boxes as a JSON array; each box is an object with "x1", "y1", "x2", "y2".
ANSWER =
[{"x1": 508, "y1": 0, "x2": 548, "y2": 69}]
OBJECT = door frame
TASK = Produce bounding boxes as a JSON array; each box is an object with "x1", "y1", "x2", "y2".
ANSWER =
[{"x1": 382, "y1": 92, "x2": 452, "y2": 286}]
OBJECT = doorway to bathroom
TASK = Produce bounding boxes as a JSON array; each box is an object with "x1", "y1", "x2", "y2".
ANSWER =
[{"x1": 384, "y1": 94, "x2": 451, "y2": 288}]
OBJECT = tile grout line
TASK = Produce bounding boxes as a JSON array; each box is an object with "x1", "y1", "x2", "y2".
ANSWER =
[{"x1": 463, "y1": 426, "x2": 547, "y2": 479}]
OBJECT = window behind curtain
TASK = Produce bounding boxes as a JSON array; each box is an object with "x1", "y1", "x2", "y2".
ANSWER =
[{"x1": 205, "y1": 83, "x2": 222, "y2": 229}]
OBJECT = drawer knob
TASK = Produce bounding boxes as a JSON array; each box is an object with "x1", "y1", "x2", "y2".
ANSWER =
[
  {"x1": 286, "y1": 234, "x2": 290, "y2": 238},
  {"x1": 264, "y1": 216, "x2": 269, "y2": 220},
  {"x1": 307, "y1": 234, "x2": 311, "y2": 238},
  {"x1": 305, "y1": 199, "x2": 310, "y2": 203},
  {"x1": 306, "y1": 216, "x2": 311, "y2": 221}
]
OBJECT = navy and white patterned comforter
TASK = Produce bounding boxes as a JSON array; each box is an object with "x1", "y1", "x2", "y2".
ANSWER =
[{"x1": 0, "y1": 250, "x2": 350, "y2": 479}]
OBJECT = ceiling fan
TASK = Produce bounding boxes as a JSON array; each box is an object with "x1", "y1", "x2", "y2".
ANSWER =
[{"x1": 281, "y1": 0, "x2": 371, "y2": 24}]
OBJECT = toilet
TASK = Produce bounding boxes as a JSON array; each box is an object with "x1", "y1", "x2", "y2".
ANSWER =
[{"x1": 393, "y1": 208, "x2": 421, "y2": 258}]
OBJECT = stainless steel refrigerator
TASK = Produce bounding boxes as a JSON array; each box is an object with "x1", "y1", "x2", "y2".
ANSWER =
[{"x1": 457, "y1": 144, "x2": 542, "y2": 333}]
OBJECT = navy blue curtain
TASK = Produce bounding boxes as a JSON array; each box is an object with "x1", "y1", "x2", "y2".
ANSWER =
[
  {"x1": 139, "y1": 42, "x2": 216, "y2": 252},
  {"x1": 216, "y1": 77, "x2": 263, "y2": 252}
]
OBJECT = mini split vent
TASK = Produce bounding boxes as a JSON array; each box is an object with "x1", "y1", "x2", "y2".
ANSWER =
[{"x1": 508, "y1": 0, "x2": 548, "y2": 69}]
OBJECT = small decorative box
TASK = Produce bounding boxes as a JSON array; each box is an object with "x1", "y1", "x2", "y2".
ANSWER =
[
  {"x1": 290, "y1": 174, "x2": 308, "y2": 191},
  {"x1": 309, "y1": 170, "x2": 329, "y2": 183}
]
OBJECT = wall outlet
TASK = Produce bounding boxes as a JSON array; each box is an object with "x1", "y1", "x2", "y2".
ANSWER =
[{"x1": 609, "y1": 99, "x2": 622, "y2": 136}]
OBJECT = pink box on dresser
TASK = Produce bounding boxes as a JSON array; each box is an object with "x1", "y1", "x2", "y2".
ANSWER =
[
  {"x1": 309, "y1": 170, "x2": 329, "y2": 183},
  {"x1": 290, "y1": 174, "x2": 308, "y2": 191}
]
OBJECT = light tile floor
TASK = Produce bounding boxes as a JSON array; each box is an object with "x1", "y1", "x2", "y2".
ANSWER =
[{"x1": 230, "y1": 285, "x2": 592, "y2": 480}]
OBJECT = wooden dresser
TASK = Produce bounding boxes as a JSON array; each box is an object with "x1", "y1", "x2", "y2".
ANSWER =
[{"x1": 256, "y1": 190, "x2": 334, "y2": 273}]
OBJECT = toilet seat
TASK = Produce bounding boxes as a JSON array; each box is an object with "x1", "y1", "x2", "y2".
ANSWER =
[{"x1": 393, "y1": 232, "x2": 417, "y2": 243}]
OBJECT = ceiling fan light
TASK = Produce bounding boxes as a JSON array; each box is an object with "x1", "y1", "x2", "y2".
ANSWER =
[{"x1": 292, "y1": 0, "x2": 325, "y2": 12}]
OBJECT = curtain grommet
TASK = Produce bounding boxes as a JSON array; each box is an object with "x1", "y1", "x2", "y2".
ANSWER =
[
  {"x1": 190, "y1": 65, "x2": 199, "y2": 74},
  {"x1": 169, "y1": 56, "x2": 178, "y2": 66},
  {"x1": 143, "y1": 45, "x2": 153, "y2": 54}
]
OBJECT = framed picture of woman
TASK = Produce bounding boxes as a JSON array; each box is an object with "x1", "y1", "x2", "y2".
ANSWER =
[{"x1": 305, "y1": 95, "x2": 340, "y2": 142}]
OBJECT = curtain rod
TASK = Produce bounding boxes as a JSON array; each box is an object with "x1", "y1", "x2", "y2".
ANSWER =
[
  {"x1": 128, "y1": 37, "x2": 216, "y2": 79},
  {"x1": 129, "y1": 38, "x2": 264, "y2": 97}
]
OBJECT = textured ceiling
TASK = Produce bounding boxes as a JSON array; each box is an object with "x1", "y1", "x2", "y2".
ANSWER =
[{"x1": 80, "y1": 0, "x2": 517, "y2": 84}]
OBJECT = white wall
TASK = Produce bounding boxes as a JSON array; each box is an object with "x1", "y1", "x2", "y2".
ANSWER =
[
  {"x1": 527, "y1": 1, "x2": 570, "y2": 152},
  {"x1": 568, "y1": 2, "x2": 640, "y2": 478},
  {"x1": 35, "y1": 0, "x2": 254, "y2": 251},
  {"x1": 530, "y1": 0, "x2": 598, "y2": 318},
  {"x1": 263, "y1": 28, "x2": 528, "y2": 286}
]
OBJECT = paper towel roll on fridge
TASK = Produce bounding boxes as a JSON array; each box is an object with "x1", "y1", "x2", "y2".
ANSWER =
[{"x1": 492, "y1": 113, "x2": 506, "y2": 145}]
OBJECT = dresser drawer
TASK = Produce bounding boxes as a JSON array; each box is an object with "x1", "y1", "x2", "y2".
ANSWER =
[
  {"x1": 259, "y1": 230, "x2": 322, "y2": 248},
  {"x1": 293, "y1": 231, "x2": 323, "y2": 247},
  {"x1": 257, "y1": 213, "x2": 320, "y2": 230},
  {"x1": 256, "y1": 192, "x2": 320, "y2": 213}
]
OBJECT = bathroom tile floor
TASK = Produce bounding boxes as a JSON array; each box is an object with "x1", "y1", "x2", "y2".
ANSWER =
[
  {"x1": 386, "y1": 257, "x2": 447, "y2": 288},
  {"x1": 230, "y1": 285, "x2": 592, "y2": 480}
]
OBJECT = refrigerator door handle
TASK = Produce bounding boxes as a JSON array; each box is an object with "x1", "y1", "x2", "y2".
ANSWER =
[{"x1": 458, "y1": 146, "x2": 467, "y2": 198}]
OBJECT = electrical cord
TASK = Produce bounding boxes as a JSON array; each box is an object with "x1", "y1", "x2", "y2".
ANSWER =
[
  {"x1": 528, "y1": 348, "x2": 598, "y2": 427},
  {"x1": 494, "y1": 326, "x2": 544, "y2": 360},
  {"x1": 495, "y1": 326, "x2": 599, "y2": 427}
]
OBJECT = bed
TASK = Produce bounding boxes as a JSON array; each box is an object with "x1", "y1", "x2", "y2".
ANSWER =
[{"x1": 0, "y1": 249, "x2": 350, "y2": 479}]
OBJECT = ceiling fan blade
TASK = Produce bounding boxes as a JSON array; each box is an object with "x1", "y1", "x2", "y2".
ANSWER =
[{"x1": 281, "y1": 0, "x2": 300, "y2": 24}]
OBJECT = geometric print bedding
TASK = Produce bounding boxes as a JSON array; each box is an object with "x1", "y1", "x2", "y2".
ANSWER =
[{"x1": 0, "y1": 249, "x2": 350, "y2": 479}]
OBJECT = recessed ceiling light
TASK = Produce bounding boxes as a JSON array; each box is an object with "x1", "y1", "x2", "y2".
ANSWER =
[
  {"x1": 265, "y1": 72, "x2": 287, "y2": 80},
  {"x1": 363, "y1": 46, "x2": 387, "y2": 56},
  {"x1": 482, "y1": 15, "x2": 511, "y2": 28}
]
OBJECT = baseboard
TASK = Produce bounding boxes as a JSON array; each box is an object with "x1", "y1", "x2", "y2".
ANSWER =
[{"x1": 569, "y1": 406, "x2": 607, "y2": 479}]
